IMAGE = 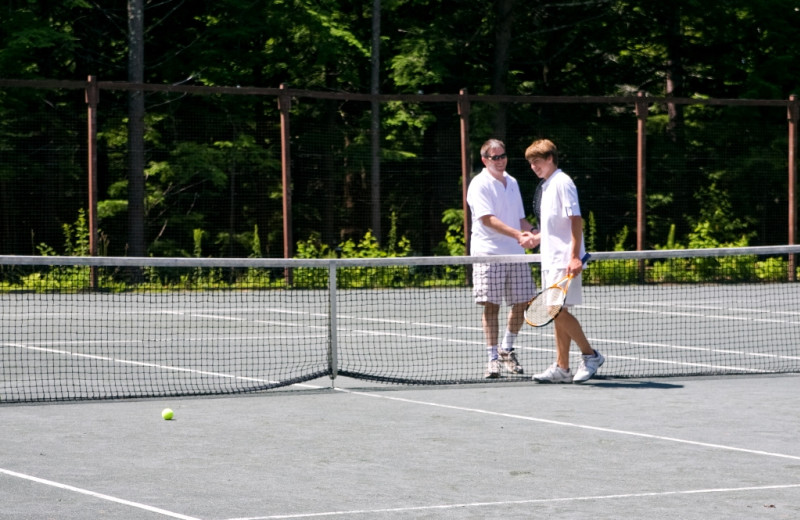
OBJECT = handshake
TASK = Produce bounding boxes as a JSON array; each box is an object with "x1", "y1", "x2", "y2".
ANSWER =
[{"x1": 518, "y1": 229, "x2": 540, "y2": 250}]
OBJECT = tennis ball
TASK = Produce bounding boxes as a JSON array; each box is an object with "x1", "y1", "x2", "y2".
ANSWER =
[{"x1": 162, "y1": 408, "x2": 174, "y2": 420}]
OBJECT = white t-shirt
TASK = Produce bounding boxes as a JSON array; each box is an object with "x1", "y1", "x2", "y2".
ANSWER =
[
  {"x1": 466, "y1": 168, "x2": 526, "y2": 256},
  {"x1": 539, "y1": 169, "x2": 586, "y2": 269}
]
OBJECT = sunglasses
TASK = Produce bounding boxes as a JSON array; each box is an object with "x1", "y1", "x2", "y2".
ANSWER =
[{"x1": 484, "y1": 153, "x2": 507, "y2": 161}]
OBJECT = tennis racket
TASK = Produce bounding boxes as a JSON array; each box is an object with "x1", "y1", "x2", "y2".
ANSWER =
[{"x1": 524, "y1": 253, "x2": 591, "y2": 327}]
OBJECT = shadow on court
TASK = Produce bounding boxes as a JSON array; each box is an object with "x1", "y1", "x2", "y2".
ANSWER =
[{"x1": 585, "y1": 380, "x2": 684, "y2": 389}]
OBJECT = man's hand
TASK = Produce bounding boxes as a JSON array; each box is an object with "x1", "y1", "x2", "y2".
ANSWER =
[
  {"x1": 518, "y1": 230, "x2": 540, "y2": 249},
  {"x1": 566, "y1": 255, "x2": 584, "y2": 276}
]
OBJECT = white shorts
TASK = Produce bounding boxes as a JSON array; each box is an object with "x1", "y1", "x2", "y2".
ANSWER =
[
  {"x1": 473, "y1": 262, "x2": 536, "y2": 305},
  {"x1": 541, "y1": 268, "x2": 583, "y2": 307}
]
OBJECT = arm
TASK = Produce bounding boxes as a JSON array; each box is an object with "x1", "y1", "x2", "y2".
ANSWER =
[
  {"x1": 518, "y1": 218, "x2": 540, "y2": 249},
  {"x1": 566, "y1": 215, "x2": 584, "y2": 275},
  {"x1": 479, "y1": 214, "x2": 526, "y2": 242}
]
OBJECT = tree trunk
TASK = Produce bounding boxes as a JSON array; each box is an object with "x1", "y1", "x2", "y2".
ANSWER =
[
  {"x1": 491, "y1": 0, "x2": 515, "y2": 139},
  {"x1": 127, "y1": 0, "x2": 146, "y2": 257},
  {"x1": 664, "y1": 6, "x2": 684, "y2": 140}
]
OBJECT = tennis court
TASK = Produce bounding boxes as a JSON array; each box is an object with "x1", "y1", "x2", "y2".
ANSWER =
[
  {"x1": 2, "y1": 373, "x2": 799, "y2": 519},
  {"x1": 3, "y1": 273, "x2": 799, "y2": 401}
]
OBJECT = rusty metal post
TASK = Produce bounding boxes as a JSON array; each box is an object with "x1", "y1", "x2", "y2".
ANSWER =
[
  {"x1": 635, "y1": 91, "x2": 648, "y2": 281},
  {"x1": 458, "y1": 89, "x2": 472, "y2": 283},
  {"x1": 788, "y1": 94, "x2": 798, "y2": 280},
  {"x1": 85, "y1": 75, "x2": 99, "y2": 287},
  {"x1": 279, "y1": 84, "x2": 293, "y2": 285}
]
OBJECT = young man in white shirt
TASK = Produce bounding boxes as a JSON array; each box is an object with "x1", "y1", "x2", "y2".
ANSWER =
[
  {"x1": 466, "y1": 139, "x2": 538, "y2": 378},
  {"x1": 521, "y1": 139, "x2": 604, "y2": 383}
]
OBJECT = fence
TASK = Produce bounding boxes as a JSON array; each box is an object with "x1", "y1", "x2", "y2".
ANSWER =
[{"x1": 0, "y1": 78, "x2": 797, "y2": 267}]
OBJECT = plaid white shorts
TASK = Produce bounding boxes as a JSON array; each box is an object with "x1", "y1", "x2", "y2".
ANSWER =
[{"x1": 472, "y1": 262, "x2": 536, "y2": 305}]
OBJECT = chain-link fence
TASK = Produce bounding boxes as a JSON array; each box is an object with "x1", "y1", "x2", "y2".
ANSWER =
[{"x1": 0, "y1": 79, "x2": 796, "y2": 258}]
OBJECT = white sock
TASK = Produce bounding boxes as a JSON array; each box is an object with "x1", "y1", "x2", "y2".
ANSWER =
[
  {"x1": 500, "y1": 331, "x2": 517, "y2": 352},
  {"x1": 487, "y1": 345, "x2": 499, "y2": 360}
]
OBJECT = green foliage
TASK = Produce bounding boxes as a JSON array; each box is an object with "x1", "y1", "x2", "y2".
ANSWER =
[
  {"x1": 434, "y1": 208, "x2": 466, "y2": 257},
  {"x1": 583, "y1": 258, "x2": 639, "y2": 285},
  {"x1": 2, "y1": 0, "x2": 800, "y2": 258},
  {"x1": 584, "y1": 212, "x2": 597, "y2": 253},
  {"x1": 432, "y1": 208, "x2": 468, "y2": 285},
  {"x1": 657, "y1": 224, "x2": 680, "y2": 250},
  {"x1": 293, "y1": 211, "x2": 413, "y2": 288},
  {"x1": 583, "y1": 252, "x2": 793, "y2": 285},
  {"x1": 613, "y1": 226, "x2": 630, "y2": 252},
  {"x1": 295, "y1": 233, "x2": 333, "y2": 259},
  {"x1": 250, "y1": 225, "x2": 262, "y2": 259},
  {"x1": 755, "y1": 257, "x2": 790, "y2": 282},
  {"x1": 296, "y1": 211, "x2": 411, "y2": 260},
  {"x1": 5, "y1": 206, "x2": 796, "y2": 292},
  {"x1": 686, "y1": 180, "x2": 755, "y2": 249},
  {"x1": 193, "y1": 229, "x2": 206, "y2": 258},
  {"x1": 33, "y1": 210, "x2": 87, "y2": 257},
  {"x1": 26, "y1": 210, "x2": 93, "y2": 289}
]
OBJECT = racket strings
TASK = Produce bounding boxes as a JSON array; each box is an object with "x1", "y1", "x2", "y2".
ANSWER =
[
  {"x1": 532, "y1": 180, "x2": 544, "y2": 222},
  {"x1": 524, "y1": 287, "x2": 566, "y2": 326}
]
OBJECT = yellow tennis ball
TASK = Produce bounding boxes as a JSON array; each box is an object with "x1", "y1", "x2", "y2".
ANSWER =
[{"x1": 162, "y1": 408, "x2": 174, "y2": 420}]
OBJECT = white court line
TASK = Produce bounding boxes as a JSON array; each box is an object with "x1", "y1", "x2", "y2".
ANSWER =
[
  {"x1": 6, "y1": 382, "x2": 797, "y2": 520},
  {"x1": 0, "y1": 468, "x2": 201, "y2": 520},
  {"x1": 224, "y1": 484, "x2": 800, "y2": 519},
  {"x1": 3, "y1": 378, "x2": 798, "y2": 520},
  {"x1": 580, "y1": 303, "x2": 800, "y2": 325},
  {"x1": 6, "y1": 303, "x2": 798, "y2": 386},
  {"x1": 2, "y1": 343, "x2": 324, "y2": 388},
  {"x1": 214, "y1": 387, "x2": 800, "y2": 519},
  {"x1": 333, "y1": 308, "x2": 800, "y2": 364},
  {"x1": 334, "y1": 388, "x2": 800, "y2": 461}
]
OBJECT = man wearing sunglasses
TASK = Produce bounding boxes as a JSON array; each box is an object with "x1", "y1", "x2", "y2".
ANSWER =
[{"x1": 467, "y1": 138, "x2": 539, "y2": 378}]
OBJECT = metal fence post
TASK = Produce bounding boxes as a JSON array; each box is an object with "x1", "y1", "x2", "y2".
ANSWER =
[
  {"x1": 788, "y1": 94, "x2": 798, "y2": 280},
  {"x1": 635, "y1": 91, "x2": 648, "y2": 281},
  {"x1": 85, "y1": 75, "x2": 99, "y2": 287},
  {"x1": 279, "y1": 83, "x2": 293, "y2": 285},
  {"x1": 459, "y1": 88, "x2": 471, "y2": 266}
]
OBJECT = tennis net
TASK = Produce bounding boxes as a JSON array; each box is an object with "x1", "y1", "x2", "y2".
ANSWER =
[{"x1": 2, "y1": 246, "x2": 799, "y2": 402}]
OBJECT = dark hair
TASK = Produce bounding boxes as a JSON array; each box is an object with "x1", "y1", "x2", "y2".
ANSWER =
[{"x1": 480, "y1": 139, "x2": 505, "y2": 157}]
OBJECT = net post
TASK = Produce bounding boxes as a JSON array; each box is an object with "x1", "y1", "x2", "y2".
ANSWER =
[{"x1": 328, "y1": 260, "x2": 338, "y2": 387}]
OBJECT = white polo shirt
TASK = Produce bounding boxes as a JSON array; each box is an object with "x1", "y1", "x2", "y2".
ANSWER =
[
  {"x1": 539, "y1": 169, "x2": 586, "y2": 269},
  {"x1": 467, "y1": 168, "x2": 526, "y2": 256}
]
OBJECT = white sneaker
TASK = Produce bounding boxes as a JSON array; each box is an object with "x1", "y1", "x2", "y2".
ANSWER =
[
  {"x1": 533, "y1": 363, "x2": 573, "y2": 383},
  {"x1": 484, "y1": 359, "x2": 500, "y2": 379},
  {"x1": 573, "y1": 351, "x2": 605, "y2": 383}
]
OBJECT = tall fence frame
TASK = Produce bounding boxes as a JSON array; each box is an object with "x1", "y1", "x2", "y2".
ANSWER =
[{"x1": 1, "y1": 77, "x2": 797, "y2": 278}]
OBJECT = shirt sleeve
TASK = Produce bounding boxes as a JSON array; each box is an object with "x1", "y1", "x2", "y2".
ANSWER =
[
  {"x1": 559, "y1": 178, "x2": 582, "y2": 218},
  {"x1": 467, "y1": 181, "x2": 493, "y2": 220}
]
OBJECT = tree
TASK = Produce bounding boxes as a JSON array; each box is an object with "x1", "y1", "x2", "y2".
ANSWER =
[{"x1": 2, "y1": 0, "x2": 799, "y2": 256}]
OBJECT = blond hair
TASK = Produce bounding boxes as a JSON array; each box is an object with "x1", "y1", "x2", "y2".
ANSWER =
[{"x1": 524, "y1": 139, "x2": 558, "y2": 165}]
